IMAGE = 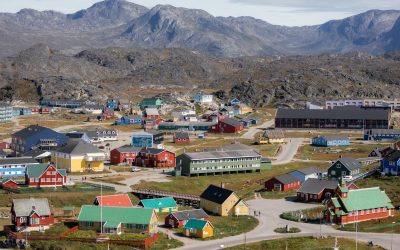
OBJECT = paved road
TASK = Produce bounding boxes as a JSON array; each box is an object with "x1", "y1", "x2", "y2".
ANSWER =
[
  {"x1": 272, "y1": 138, "x2": 304, "y2": 165},
  {"x1": 240, "y1": 120, "x2": 274, "y2": 140},
  {"x1": 176, "y1": 198, "x2": 398, "y2": 250}
]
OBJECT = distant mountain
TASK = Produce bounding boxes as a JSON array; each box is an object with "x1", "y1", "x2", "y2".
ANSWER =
[{"x1": 0, "y1": 0, "x2": 400, "y2": 57}]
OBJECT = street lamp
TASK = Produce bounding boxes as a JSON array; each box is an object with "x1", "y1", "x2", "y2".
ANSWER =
[{"x1": 391, "y1": 221, "x2": 396, "y2": 250}]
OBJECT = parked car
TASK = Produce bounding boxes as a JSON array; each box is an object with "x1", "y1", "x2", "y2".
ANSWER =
[{"x1": 342, "y1": 175, "x2": 353, "y2": 181}]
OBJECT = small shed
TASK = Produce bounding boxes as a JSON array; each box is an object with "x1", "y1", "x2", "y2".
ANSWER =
[
  {"x1": 63, "y1": 206, "x2": 75, "y2": 217},
  {"x1": 182, "y1": 219, "x2": 214, "y2": 238}
]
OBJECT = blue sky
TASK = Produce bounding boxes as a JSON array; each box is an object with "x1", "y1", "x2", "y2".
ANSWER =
[{"x1": 2, "y1": 0, "x2": 400, "y2": 26}]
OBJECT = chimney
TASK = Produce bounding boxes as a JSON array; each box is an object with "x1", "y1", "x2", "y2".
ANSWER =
[
  {"x1": 221, "y1": 182, "x2": 225, "y2": 189},
  {"x1": 32, "y1": 205, "x2": 36, "y2": 210}
]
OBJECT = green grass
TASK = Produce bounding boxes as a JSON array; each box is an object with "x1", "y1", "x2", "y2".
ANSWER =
[
  {"x1": 356, "y1": 175, "x2": 400, "y2": 208},
  {"x1": 133, "y1": 162, "x2": 326, "y2": 199},
  {"x1": 296, "y1": 143, "x2": 390, "y2": 161},
  {"x1": 150, "y1": 232, "x2": 184, "y2": 250},
  {"x1": 280, "y1": 207, "x2": 323, "y2": 223},
  {"x1": 224, "y1": 236, "x2": 384, "y2": 250},
  {"x1": 259, "y1": 190, "x2": 296, "y2": 199},
  {"x1": 29, "y1": 240, "x2": 132, "y2": 250},
  {"x1": 108, "y1": 233, "x2": 148, "y2": 241},
  {"x1": 274, "y1": 226, "x2": 301, "y2": 233},
  {"x1": 109, "y1": 165, "x2": 133, "y2": 173},
  {"x1": 30, "y1": 222, "x2": 77, "y2": 236},
  {"x1": 65, "y1": 230, "x2": 97, "y2": 238}
]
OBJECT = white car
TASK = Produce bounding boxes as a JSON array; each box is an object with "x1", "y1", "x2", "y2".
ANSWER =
[
  {"x1": 342, "y1": 175, "x2": 353, "y2": 181},
  {"x1": 131, "y1": 167, "x2": 141, "y2": 172}
]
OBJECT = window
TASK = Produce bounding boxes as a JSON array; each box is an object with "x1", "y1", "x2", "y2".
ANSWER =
[
  {"x1": 20, "y1": 217, "x2": 26, "y2": 223},
  {"x1": 331, "y1": 170, "x2": 336, "y2": 175},
  {"x1": 360, "y1": 210, "x2": 364, "y2": 215},
  {"x1": 366, "y1": 209, "x2": 370, "y2": 214},
  {"x1": 383, "y1": 207, "x2": 387, "y2": 212},
  {"x1": 30, "y1": 218, "x2": 39, "y2": 225},
  {"x1": 84, "y1": 221, "x2": 94, "y2": 227}
]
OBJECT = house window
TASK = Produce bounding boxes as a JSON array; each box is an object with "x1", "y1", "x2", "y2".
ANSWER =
[
  {"x1": 84, "y1": 221, "x2": 94, "y2": 227},
  {"x1": 331, "y1": 170, "x2": 336, "y2": 175},
  {"x1": 30, "y1": 218, "x2": 39, "y2": 225},
  {"x1": 360, "y1": 210, "x2": 364, "y2": 215},
  {"x1": 366, "y1": 210, "x2": 370, "y2": 214},
  {"x1": 20, "y1": 217, "x2": 26, "y2": 223}
]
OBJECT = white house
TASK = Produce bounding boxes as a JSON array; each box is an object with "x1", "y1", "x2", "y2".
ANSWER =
[
  {"x1": 194, "y1": 92, "x2": 213, "y2": 104},
  {"x1": 83, "y1": 105, "x2": 103, "y2": 115}
]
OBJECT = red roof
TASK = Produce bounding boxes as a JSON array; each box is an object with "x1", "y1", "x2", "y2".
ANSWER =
[{"x1": 95, "y1": 194, "x2": 133, "y2": 207}]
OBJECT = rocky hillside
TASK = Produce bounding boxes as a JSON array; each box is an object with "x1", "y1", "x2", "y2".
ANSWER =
[
  {"x1": 1, "y1": 0, "x2": 400, "y2": 57},
  {"x1": 1, "y1": 45, "x2": 400, "y2": 107}
]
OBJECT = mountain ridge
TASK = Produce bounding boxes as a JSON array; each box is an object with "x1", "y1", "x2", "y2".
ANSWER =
[{"x1": 0, "y1": 1, "x2": 400, "y2": 57}]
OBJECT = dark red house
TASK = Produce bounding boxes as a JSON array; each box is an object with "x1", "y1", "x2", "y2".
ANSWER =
[
  {"x1": 25, "y1": 163, "x2": 67, "y2": 187},
  {"x1": 296, "y1": 179, "x2": 338, "y2": 203},
  {"x1": 39, "y1": 107, "x2": 51, "y2": 114},
  {"x1": 210, "y1": 118, "x2": 244, "y2": 134},
  {"x1": 0, "y1": 141, "x2": 10, "y2": 150},
  {"x1": 136, "y1": 148, "x2": 175, "y2": 168},
  {"x1": 264, "y1": 174, "x2": 301, "y2": 192},
  {"x1": 165, "y1": 209, "x2": 209, "y2": 228},
  {"x1": 174, "y1": 132, "x2": 190, "y2": 144},
  {"x1": 110, "y1": 146, "x2": 141, "y2": 165},
  {"x1": 0, "y1": 179, "x2": 19, "y2": 189},
  {"x1": 12, "y1": 198, "x2": 54, "y2": 231}
]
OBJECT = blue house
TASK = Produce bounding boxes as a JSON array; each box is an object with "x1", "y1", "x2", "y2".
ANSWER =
[
  {"x1": 132, "y1": 131, "x2": 154, "y2": 148},
  {"x1": 21, "y1": 108, "x2": 32, "y2": 116},
  {"x1": 106, "y1": 98, "x2": 119, "y2": 110},
  {"x1": 381, "y1": 150, "x2": 400, "y2": 176},
  {"x1": 12, "y1": 108, "x2": 22, "y2": 116},
  {"x1": 229, "y1": 98, "x2": 241, "y2": 106},
  {"x1": 364, "y1": 129, "x2": 400, "y2": 141},
  {"x1": 11, "y1": 125, "x2": 69, "y2": 155},
  {"x1": 116, "y1": 115, "x2": 143, "y2": 125},
  {"x1": 312, "y1": 135, "x2": 350, "y2": 147},
  {"x1": 40, "y1": 99, "x2": 82, "y2": 109},
  {"x1": 0, "y1": 157, "x2": 39, "y2": 178}
]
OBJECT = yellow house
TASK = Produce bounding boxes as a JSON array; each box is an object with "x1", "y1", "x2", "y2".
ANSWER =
[
  {"x1": 234, "y1": 104, "x2": 253, "y2": 115},
  {"x1": 52, "y1": 139, "x2": 105, "y2": 172},
  {"x1": 200, "y1": 184, "x2": 249, "y2": 216},
  {"x1": 257, "y1": 130, "x2": 285, "y2": 144},
  {"x1": 183, "y1": 219, "x2": 214, "y2": 238}
]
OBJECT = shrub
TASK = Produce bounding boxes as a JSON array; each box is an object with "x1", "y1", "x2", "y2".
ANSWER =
[{"x1": 274, "y1": 227, "x2": 301, "y2": 234}]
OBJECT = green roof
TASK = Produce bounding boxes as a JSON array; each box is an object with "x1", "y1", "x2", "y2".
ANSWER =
[
  {"x1": 339, "y1": 186, "x2": 349, "y2": 193},
  {"x1": 78, "y1": 205, "x2": 154, "y2": 225},
  {"x1": 339, "y1": 187, "x2": 394, "y2": 212},
  {"x1": 103, "y1": 221, "x2": 121, "y2": 228},
  {"x1": 331, "y1": 198, "x2": 341, "y2": 208},
  {"x1": 26, "y1": 164, "x2": 67, "y2": 178},
  {"x1": 183, "y1": 219, "x2": 211, "y2": 230},
  {"x1": 140, "y1": 197, "x2": 177, "y2": 209}
]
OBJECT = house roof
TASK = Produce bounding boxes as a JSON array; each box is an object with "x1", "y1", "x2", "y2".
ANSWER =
[
  {"x1": 56, "y1": 139, "x2": 103, "y2": 155},
  {"x1": 145, "y1": 108, "x2": 159, "y2": 116},
  {"x1": 140, "y1": 148, "x2": 168, "y2": 155},
  {"x1": 338, "y1": 187, "x2": 394, "y2": 212},
  {"x1": 78, "y1": 205, "x2": 154, "y2": 225},
  {"x1": 114, "y1": 145, "x2": 142, "y2": 154},
  {"x1": 171, "y1": 209, "x2": 208, "y2": 221},
  {"x1": 124, "y1": 115, "x2": 142, "y2": 120},
  {"x1": 95, "y1": 194, "x2": 133, "y2": 207},
  {"x1": 183, "y1": 219, "x2": 212, "y2": 230},
  {"x1": 12, "y1": 125, "x2": 49, "y2": 138},
  {"x1": 291, "y1": 167, "x2": 324, "y2": 176},
  {"x1": 385, "y1": 150, "x2": 400, "y2": 161},
  {"x1": 220, "y1": 118, "x2": 242, "y2": 127},
  {"x1": 13, "y1": 198, "x2": 51, "y2": 217},
  {"x1": 23, "y1": 149, "x2": 52, "y2": 158},
  {"x1": 264, "y1": 130, "x2": 285, "y2": 139},
  {"x1": 139, "y1": 197, "x2": 177, "y2": 209},
  {"x1": 276, "y1": 108, "x2": 390, "y2": 120},
  {"x1": 200, "y1": 185, "x2": 235, "y2": 205},
  {"x1": 297, "y1": 179, "x2": 339, "y2": 195},
  {"x1": 367, "y1": 129, "x2": 400, "y2": 135},
  {"x1": 316, "y1": 135, "x2": 349, "y2": 141},
  {"x1": 273, "y1": 174, "x2": 300, "y2": 184},
  {"x1": 65, "y1": 132, "x2": 88, "y2": 139},
  {"x1": 0, "y1": 157, "x2": 38, "y2": 166},
  {"x1": 174, "y1": 132, "x2": 189, "y2": 139},
  {"x1": 335, "y1": 156, "x2": 362, "y2": 171},
  {"x1": 26, "y1": 164, "x2": 67, "y2": 178}
]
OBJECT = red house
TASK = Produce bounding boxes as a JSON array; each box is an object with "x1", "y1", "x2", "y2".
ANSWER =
[
  {"x1": 1, "y1": 179, "x2": 19, "y2": 189},
  {"x1": 165, "y1": 209, "x2": 209, "y2": 228},
  {"x1": 145, "y1": 108, "x2": 160, "y2": 119},
  {"x1": 102, "y1": 108, "x2": 115, "y2": 120},
  {"x1": 25, "y1": 164, "x2": 67, "y2": 187},
  {"x1": 39, "y1": 107, "x2": 51, "y2": 114},
  {"x1": 264, "y1": 174, "x2": 301, "y2": 192},
  {"x1": 136, "y1": 148, "x2": 176, "y2": 168},
  {"x1": 174, "y1": 132, "x2": 190, "y2": 144},
  {"x1": 110, "y1": 146, "x2": 141, "y2": 165},
  {"x1": 0, "y1": 141, "x2": 10, "y2": 150},
  {"x1": 12, "y1": 198, "x2": 54, "y2": 231},
  {"x1": 325, "y1": 181, "x2": 395, "y2": 225},
  {"x1": 31, "y1": 108, "x2": 39, "y2": 115},
  {"x1": 94, "y1": 194, "x2": 133, "y2": 207},
  {"x1": 210, "y1": 118, "x2": 244, "y2": 134}
]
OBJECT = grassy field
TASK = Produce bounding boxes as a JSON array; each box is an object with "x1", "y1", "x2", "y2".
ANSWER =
[
  {"x1": 224, "y1": 236, "x2": 384, "y2": 250},
  {"x1": 0, "y1": 189, "x2": 114, "y2": 208},
  {"x1": 91, "y1": 175, "x2": 132, "y2": 185},
  {"x1": 336, "y1": 212, "x2": 400, "y2": 234},
  {"x1": 133, "y1": 162, "x2": 326, "y2": 199},
  {"x1": 30, "y1": 222, "x2": 77, "y2": 236},
  {"x1": 356, "y1": 175, "x2": 400, "y2": 208},
  {"x1": 260, "y1": 190, "x2": 297, "y2": 199},
  {"x1": 296, "y1": 143, "x2": 389, "y2": 161},
  {"x1": 110, "y1": 165, "x2": 133, "y2": 172}
]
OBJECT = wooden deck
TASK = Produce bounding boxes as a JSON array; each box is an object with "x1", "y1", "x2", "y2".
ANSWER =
[{"x1": 131, "y1": 189, "x2": 200, "y2": 208}]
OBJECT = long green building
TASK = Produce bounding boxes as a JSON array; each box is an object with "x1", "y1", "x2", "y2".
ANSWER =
[{"x1": 176, "y1": 147, "x2": 263, "y2": 177}]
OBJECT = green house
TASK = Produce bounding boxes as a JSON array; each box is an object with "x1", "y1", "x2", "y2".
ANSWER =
[
  {"x1": 176, "y1": 148, "x2": 262, "y2": 177},
  {"x1": 140, "y1": 98, "x2": 162, "y2": 109},
  {"x1": 138, "y1": 197, "x2": 178, "y2": 213},
  {"x1": 77, "y1": 205, "x2": 159, "y2": 234}
]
